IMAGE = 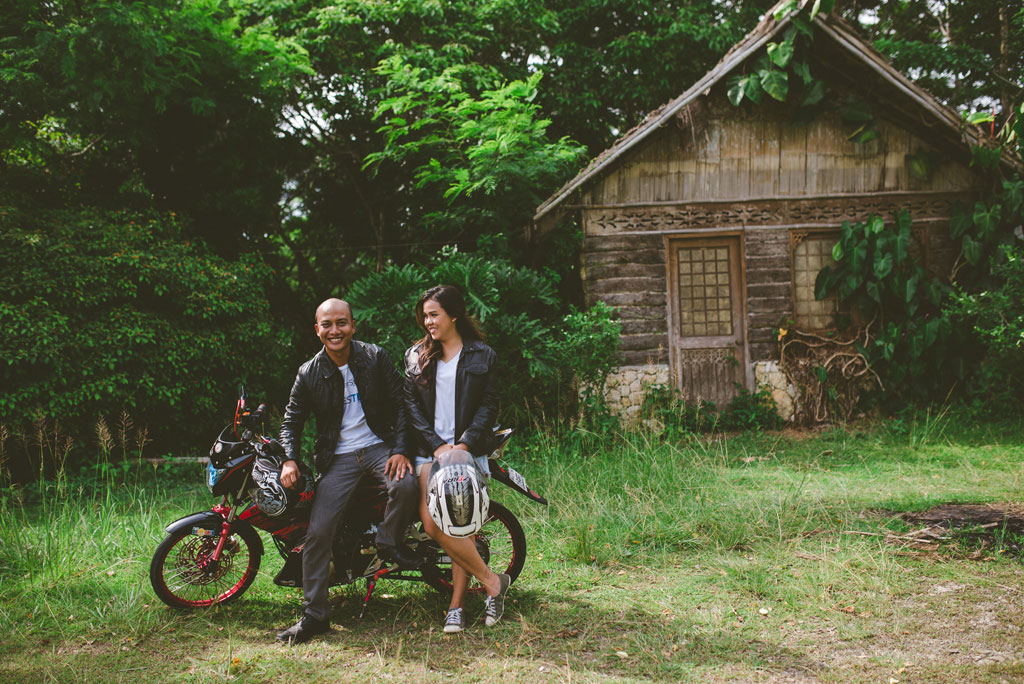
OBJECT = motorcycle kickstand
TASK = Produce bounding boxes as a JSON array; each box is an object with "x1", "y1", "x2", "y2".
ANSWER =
[{"x1": 359, "y1": 567, "x2": 392, "y2": 619}]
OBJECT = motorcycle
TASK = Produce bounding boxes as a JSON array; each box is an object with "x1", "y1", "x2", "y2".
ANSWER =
[{"x1": 149, "y1": 392, "x2": 547, "y2": 615}]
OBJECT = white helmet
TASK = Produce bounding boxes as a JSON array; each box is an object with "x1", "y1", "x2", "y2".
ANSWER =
[{"x1": 426, "y1": 450, "x2": 489, "y2": 538}]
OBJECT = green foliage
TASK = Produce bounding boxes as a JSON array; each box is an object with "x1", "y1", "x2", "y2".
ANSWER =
[
  {"x1": 640, "y1": 384, "x2": 717, "y2": 437},
  {"x1": 555, "y1": 302, "x2": 623, "y2": 393},
  {"x1": 640, "y1": 384, "x2": 781, "y2": 435},
  {"x1": 814, "y1": 210, "x2": 962, "y2": 400},
  {"x1": 225, "y1": 0, "x2": 764, "y2": 303},
  {"x1": 366, "y1": 58, "x2": 585, "y2": 241},
  {"x1": 947, "y1": 245, "x2": 1024, "y2": 403},
  {"x1": 346, "y1": 248, "x2": 621, "y2": 422},
  {"x1": 726, "y1": 7, "x2": 898, "y2": 143},
  {"x1": 950, "y1": 177, "x2": 1024, "y2": 270},
  {"x1": 938, "y1": 98, "x2": 1024, "y2": 409},
  {"x1": 725, "y1": 8, "x2": 854, "y2": 133},
  {"x1": 719, "y1": 387, "x2": 783, "y2": 431},
  {"x1": 0, "y1": 203, "x2": 292, "y2": 455},
  {"x1": 1, "y1": 0, "x2": 310, "y2": 255},
  {"x1": 847, "y1": 1, "x2": 1024, "y2": 116},
  {"x1": 538, "y1": 0, "x2": 763, "y2": 154}
]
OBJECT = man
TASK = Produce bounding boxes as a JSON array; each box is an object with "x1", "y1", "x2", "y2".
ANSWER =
[{"x1": 275, "y1": 298, "x2": 419, "y2": 644}]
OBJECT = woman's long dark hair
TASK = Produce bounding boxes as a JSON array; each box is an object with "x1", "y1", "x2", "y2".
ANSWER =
[{"x1": 414, "y1": 284, "x2": 485, "y2": 381}]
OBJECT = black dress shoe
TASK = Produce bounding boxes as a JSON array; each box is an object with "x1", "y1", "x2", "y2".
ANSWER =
[
  {"x1": 377, "y1": 543, "x2": 421, "y2": 569},
  {"x1": 276, "y1": 614, "x2": 329, "y2": 644}
]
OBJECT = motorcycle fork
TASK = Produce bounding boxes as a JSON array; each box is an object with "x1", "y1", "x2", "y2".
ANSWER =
[{"x1": 209, "y1": 497, "x2": 237, "y2": 563}]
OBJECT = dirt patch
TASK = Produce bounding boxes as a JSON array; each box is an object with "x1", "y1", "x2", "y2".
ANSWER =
[
  {"x1": 903, "y1": 503, "x2": 1024, "y2": 534},
  {"x1": 896, "y1": 503, "x2": 1024, "y2": 558}
]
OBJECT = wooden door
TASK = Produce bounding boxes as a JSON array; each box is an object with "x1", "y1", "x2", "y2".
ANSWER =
[{"x1": 667, "y1": 236, "x2": 746, "y2": 406}]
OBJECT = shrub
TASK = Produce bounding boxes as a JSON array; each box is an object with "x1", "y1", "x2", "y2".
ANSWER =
[
  {"x1": 640, "y1": 383, "x2": 718, "y2": 436},
  {"x1": 640, "y1": 383, "x2": 781, "y2": 434},
  {"x1": 946, "y1": 244, "x2": 1024, "y2": 405},
  {"x1": 0, "y1": 204, "x2": 292, "y2": 459},
  {"x1": 814, "y1": 210, "x2": 964, "y2": 404},
  {"x1": 719, "y1": 387, "x2": 783, "y2": 431}
]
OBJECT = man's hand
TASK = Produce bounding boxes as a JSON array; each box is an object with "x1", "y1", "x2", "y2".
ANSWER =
[
  {"x1": 280, "y1": 459, "x2": 299, "y2": 489},
  {"x1": 433, "y1": 443, "x2": 455, "y2": 458},
  {"x1": 385, "y1": 453, "x2": 411, "y2": 480}
]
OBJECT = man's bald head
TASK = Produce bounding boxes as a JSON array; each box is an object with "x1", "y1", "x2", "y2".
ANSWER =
[
  {"x1": 315, "y1": 298, "x2": 353, "y2": 322},
  {"x1": 314, "y1": 298, "x2": 356, "y2": 364}
]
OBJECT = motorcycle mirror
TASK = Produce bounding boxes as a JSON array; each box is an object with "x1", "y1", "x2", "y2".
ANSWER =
[{"x1": 233, "y1": 384, "x2": 251, "y2": 438}]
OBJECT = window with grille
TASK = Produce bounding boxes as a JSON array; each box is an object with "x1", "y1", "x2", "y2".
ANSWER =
[
  {"x1": 676, "y1": 246, "x2": 733, "y2": 337},
  {"x1": 792, "y1": 233, "x2": 839, "y2": 330}
]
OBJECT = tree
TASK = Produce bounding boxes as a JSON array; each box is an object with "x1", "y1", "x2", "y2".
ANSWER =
[
  {"x1": 844, "y1": 0, "x2": 1024, "y2": 120},
  {"x1": 539, "y1": 0, "x2": 769, "y2": 153},
  {"x1": 233, "y1": 0, "x2": 769, "y2": 308},
  {"x1": 1, "y1": 0, "x2": 310, "y2": 254},
  {"x1": 366, "y1": 59, "x2": 586, "y2": 253},
  {"x1": 224, "y1": 0, "x2": 568, "y2": 313}
]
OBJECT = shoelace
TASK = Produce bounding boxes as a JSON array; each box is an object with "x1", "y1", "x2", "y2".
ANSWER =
[{"x1": 445, "y1": 608, "x2": 463, "y2": 625}]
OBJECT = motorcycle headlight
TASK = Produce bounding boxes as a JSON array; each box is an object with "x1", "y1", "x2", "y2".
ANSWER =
[{"x1": 207, "y1": 461, "x2": 228, "y2": 493}]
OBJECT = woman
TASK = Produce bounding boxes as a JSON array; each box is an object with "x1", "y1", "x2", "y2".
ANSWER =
[{"x1": 403, "y1": 284, "x2": 510, "y2": 633}]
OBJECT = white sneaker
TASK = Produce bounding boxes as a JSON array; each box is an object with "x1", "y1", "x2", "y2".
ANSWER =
[{"x1": 443, "y1": 607, "x2": 464, "y2": 634}]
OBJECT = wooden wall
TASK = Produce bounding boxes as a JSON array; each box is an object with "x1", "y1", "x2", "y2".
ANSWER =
[
  {"x1": 582, "y1": 233, "x2": 668, "y2": 366},
  {"x1": 581, "y1": 93, "x2": 977, "y2": 207}
]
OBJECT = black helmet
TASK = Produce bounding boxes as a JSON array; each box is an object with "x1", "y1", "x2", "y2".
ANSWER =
[
  {"x1": 251, "y1": 457, "x2": 314, "y2": 518},
  {"x1": 426, "y1": 450, "x2": 488, "y2": 538}
]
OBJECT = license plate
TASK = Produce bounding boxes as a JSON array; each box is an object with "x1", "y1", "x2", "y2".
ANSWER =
[{"x1": 506, "y1": 467, "x2": 528, "y2": 492}]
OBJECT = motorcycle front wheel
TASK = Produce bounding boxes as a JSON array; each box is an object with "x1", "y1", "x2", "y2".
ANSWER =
[
  {"x1": 422, "y1": 501, "x2": 526, "y2": 594},
  {"x1": 150, "y1": 523, "x2": 262, "y2": 608}
]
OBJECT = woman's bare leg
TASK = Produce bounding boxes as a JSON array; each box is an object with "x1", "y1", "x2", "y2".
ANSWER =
[{"x1": 418, "y1": 467, "x2": 499, "y2": 611}]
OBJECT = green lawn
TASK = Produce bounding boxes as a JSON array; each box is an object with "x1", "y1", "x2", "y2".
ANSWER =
[{"x1": 1, "y1": 413, "x2": 1022, "y2": 683}]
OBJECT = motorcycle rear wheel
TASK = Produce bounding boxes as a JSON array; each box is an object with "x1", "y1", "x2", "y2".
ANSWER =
[
  {"x1": 150, "y1": 524, "x2": 262, "y2": 608},
  {"x1": 422, "y1": 501, "x2": 526, "y2": 594}
]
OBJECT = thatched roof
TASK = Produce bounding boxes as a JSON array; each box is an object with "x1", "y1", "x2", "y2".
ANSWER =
[{"x1": 533, "y1": 0, "x2": 995, "y2": 231}]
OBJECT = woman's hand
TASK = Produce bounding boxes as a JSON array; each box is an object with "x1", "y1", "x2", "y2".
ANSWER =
[{"x1": 433, "y1": 443, "x2": 470, "y2": 457}]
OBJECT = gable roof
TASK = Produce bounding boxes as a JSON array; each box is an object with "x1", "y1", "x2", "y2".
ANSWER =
[{"x1": 533, "y1": 0, "x2": 993, "y2": 229}]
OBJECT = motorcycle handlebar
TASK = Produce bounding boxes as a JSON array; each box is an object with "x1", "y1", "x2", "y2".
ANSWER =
[{"x1": 239, "y1": 403, "x2": 267, "y2": 432}]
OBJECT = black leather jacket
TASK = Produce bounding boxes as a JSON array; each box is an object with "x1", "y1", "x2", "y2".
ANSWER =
[
  {"x1": 403, "y1": 338, "x2": 499, "y2": 458},
  {"x1": 279, "y1": 341, "x2": 407, "y2": 473}
]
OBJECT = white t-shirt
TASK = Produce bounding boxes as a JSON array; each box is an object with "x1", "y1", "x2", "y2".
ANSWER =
[
  {"x1": 334, "y1": 364, "x2": 383, "y2": 453},
  {"x1": 433, "y1": 349, "x2": 460, "y2": 444}
]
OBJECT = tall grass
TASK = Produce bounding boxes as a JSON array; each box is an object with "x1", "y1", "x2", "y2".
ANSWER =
[
  {"x1": 495, "y1": 411, "x2": 1024, "y2": 574},
  {"x1": 1, "y1": 409, "x2": 1022, "y2": 683},
  {"x1": 506, "y1": 427, "x2": 842, "y2": 566},
  {"x1": 0, "y1": 415, "x2": 205, "y2": 644}
]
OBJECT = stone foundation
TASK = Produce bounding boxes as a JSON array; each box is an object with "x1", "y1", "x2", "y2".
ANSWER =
[
  {"x1": 596, "y1": 361, "x2": 799, "y2": 425},
  {"x1": 600, "y1": 364, "x2": 670, "y2": 424},
  {"x1": 752, "y1": 360, "x2": 798, "y2": 422}
]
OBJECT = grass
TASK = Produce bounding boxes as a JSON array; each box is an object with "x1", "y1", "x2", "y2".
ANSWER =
[{"x1": 1, "y1": 412, "x2": 1023, "y2": 683}]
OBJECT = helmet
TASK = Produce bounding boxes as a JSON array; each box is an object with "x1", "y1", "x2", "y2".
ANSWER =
[
  {"x1": 251, "y1": 457, "x2": 314, "y2": 518},
  {"x1": 426, "y1": 450, "x2": 489, "y2": 538}
]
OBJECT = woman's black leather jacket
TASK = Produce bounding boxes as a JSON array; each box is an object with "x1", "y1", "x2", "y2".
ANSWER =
[{"x1": 403, "y1": 338, "x2": 499, "y2": 458}]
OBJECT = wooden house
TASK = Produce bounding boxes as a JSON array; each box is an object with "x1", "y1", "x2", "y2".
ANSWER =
[{"x1": 532, "y1": 2, "x2": 997, "y2": 420}]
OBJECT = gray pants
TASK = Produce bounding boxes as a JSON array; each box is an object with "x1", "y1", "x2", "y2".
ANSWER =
[{"x1": 302, "y1": 442, "x2": 419, "y2": 621}]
